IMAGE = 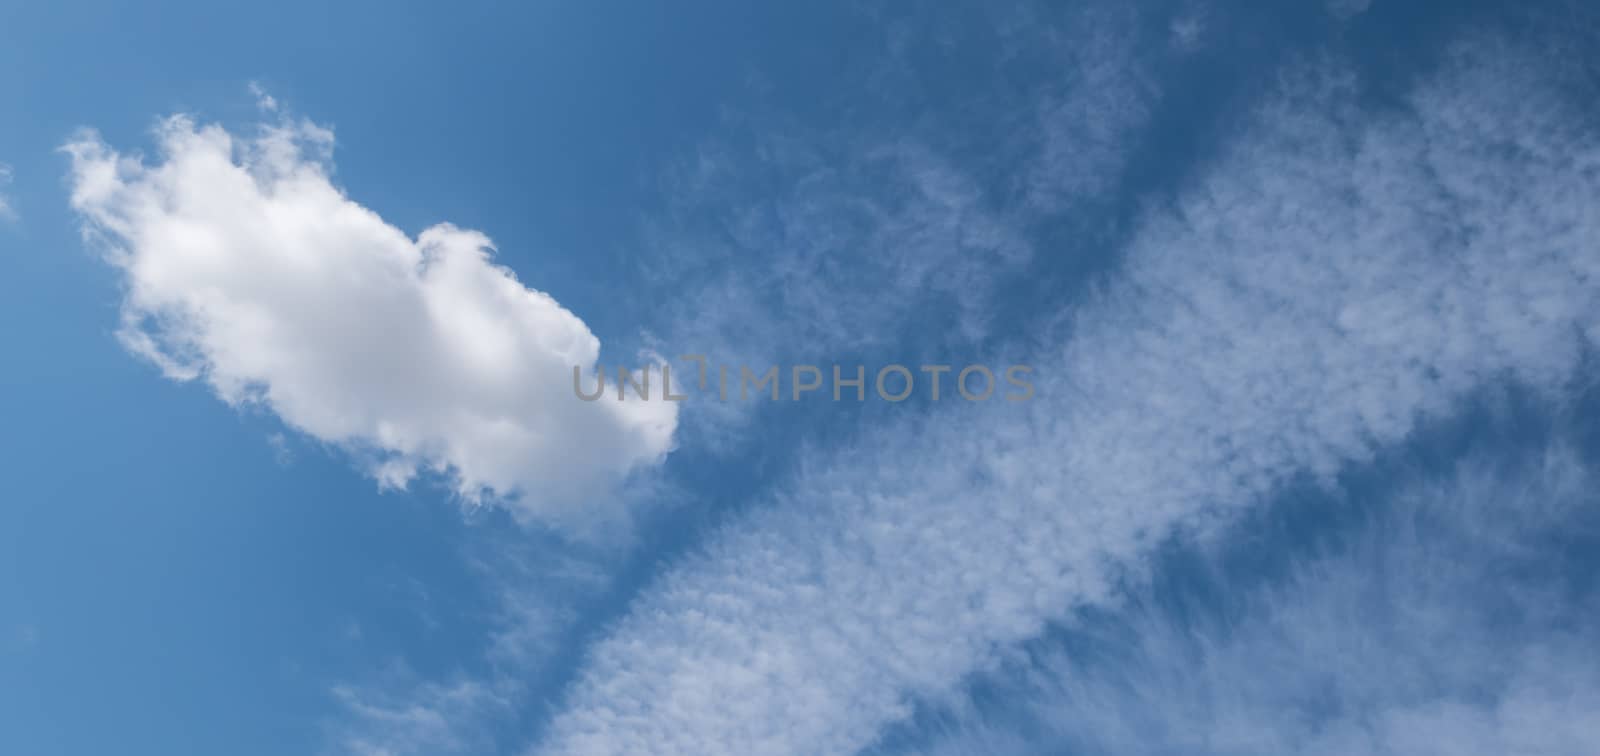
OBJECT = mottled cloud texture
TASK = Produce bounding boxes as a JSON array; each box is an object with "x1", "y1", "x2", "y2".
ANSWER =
[
  {"x1": 916, "y1": 446, "x2": 1600, "y2": 755},
  {"x1": 535, "y1": 40, "x2": 1600, "y2": 755}
]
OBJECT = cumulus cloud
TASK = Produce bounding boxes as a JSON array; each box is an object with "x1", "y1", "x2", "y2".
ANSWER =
[
  {"x1": 913, "y1": 446, "x2": 1600, "y2": 755},
  {"x1": 63, "y1": 110, "x2": 675, "y2": 522},
  {"x1": 535, "y1": 39, "x2": 1600, "y2": 756}
]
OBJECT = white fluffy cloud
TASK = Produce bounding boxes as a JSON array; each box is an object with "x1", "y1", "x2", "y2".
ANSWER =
[
  {"x1": 535, "y1": 40, "x2": 1600, "y2": 756},
  {"x1": 64, "y1": 113, "x2": 675, "y2": 521}
]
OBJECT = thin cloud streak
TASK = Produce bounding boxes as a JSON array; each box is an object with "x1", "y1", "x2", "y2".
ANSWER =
[{"x1": 0, "y1": 163, "x2": 15, "y2": 221}]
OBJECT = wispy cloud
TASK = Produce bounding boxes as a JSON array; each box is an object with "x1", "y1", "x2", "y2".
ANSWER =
[
  {"x1": 1327, "y1": 0, "x2": 1373, "y2": 22},
  {"x1": 62, "y1": 102, "x2": 676, "y2": 524},
  {"x1": 535, "y1": 37, "x2": 1600, "y2": 756},
  {"x1": 333, "y1": 676, "x2": 512, "y2": 756},
  {"x1": 0, "y1": 163, "x2": 15, "y2": 221},
  {"x1": 641, "y1": 3, "x2": 1161, "y2": 447},
  {"x1": 329, "y1": 522, "x2": 619, "y2": 755},
  {"x1": 642, "y1": 130, "x2": 1034, "y2": 451},
  {"x1": 330, "y1": 6, "x2": 1174, "y2": 749},
  {"x1": 911, "y1": 444, "x2": 1600, "y2": 755}
]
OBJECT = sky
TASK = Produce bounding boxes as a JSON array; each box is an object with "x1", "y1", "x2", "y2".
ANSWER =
[{"x1": 2, "y1": 1, "x2": 1599, "y2": 755}]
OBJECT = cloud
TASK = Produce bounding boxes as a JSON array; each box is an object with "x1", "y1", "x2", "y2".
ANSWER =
[
  {"x1": 534, "y1": 39, "x2": 1600, "y2": 756},
  {"x1": 1327, "y1": 0, "x2": 1373, "y2": 22},
  {"x1": 644, "y1": 3, "x2": 1158, "y2": 446},
  {"x1": 333, "y1": 5, "x2": 1173, "y2": 748},
  {"x1": 333, "y1": 677, "x2": 512, "y2": 756},
  {"x1": 911, "y1": 446, "x2": 1600, "y2": 755},
  {"x1": 63, "y1": 109, "x2": 676, "y2": 523},
  {"x1": 330, "y1": 526, "x2": 617, "y2": 756},
  {"x1": 0, "y1": 163, "x2": 15, "y2": 221},
  {"x1": 1012, "y1": 5, "x2": 1156, "y2": 211},
  {"x1": 1169, "y1": 10, "x2": 1208, "y2": 53},
  {"x1": 247, "y1": 80, "x2": 279, "y2": 113},
  {"x1": 649, "y1": 138, "x2": 1031, "y2": 365}
]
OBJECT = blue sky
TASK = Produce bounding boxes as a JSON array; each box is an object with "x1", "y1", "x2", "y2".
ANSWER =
[{"x1": 2, "y1": 1, "x2": 1599, "y2": 755}]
